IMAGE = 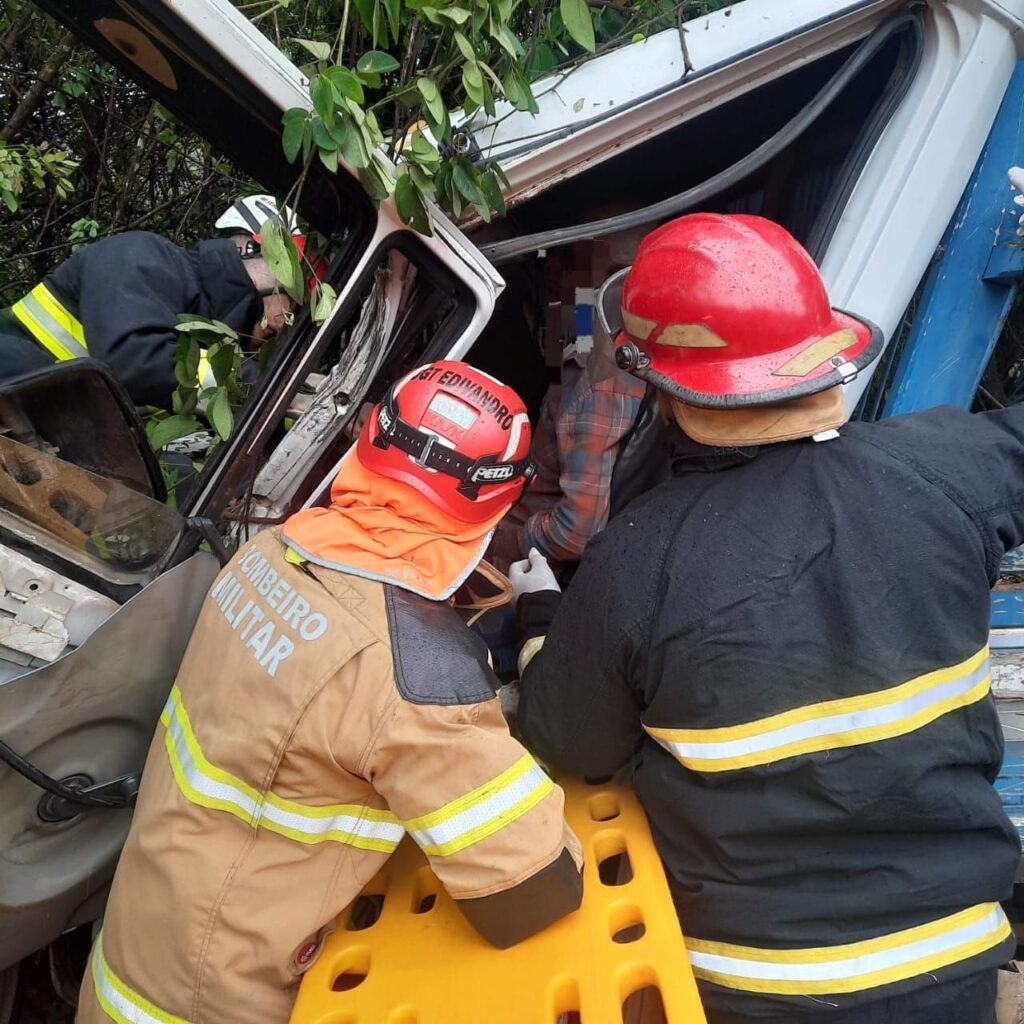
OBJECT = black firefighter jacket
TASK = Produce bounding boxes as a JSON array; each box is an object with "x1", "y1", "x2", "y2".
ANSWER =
[
  {"x1": 0, "y1": 231, "x2": 262, "y2": 408},
  {"x1": 516, "y1": 403, "x2": 1024, "y2": 1019}
]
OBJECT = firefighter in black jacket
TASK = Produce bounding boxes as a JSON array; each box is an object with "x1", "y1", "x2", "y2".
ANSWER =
[
  {"x1": 0, "y1": 229, "x2": 292, "y2": 408},
  {"x1": 512, "y1": 213, "x2": 1023, "y2": 1024}
]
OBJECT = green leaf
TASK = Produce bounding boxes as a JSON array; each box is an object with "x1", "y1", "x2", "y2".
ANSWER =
[
  {"x1": 310, "y1": 76, "x2": 334, "y2": 124},
  {"x1": 491, "y1": 24, "x2": 522, "y2": 58},
  {"x1": 260, "y1": 221, "x2": 304, "y2": 303},
  {"x1": 340, "y1": 116, "x2": 371, "y2": 168},
  {"x1": 382, "y1": 0, "x2": 400, "y2": 38},
  {"x1": 528, "y1": 41, "x2": 556, "y2": 78},
  {"x1": 560, "y1": 0, "x2": 595, "y2": 51},
  {"x1": 452, "y1": 159, "x2": 484, "y2": 205},
  {"x1": 207, "y1": 341, "x2": 237, "y2": 385},
  {"x1": 293, "y1": 38, "x2": 331, "y2": 61},
  {"x1": 319, "y1": 146, "x2": 339, "y2": 173},
  {"x1": 353, "y1": 0, "x2": 375, "y2": 33},
  {"x1": 312, "y1": 282, "x2": 338, "y2": 324},
  {"x1": 324, "y1": 66, "x2": 365, "y2": 103},
  {"x1": 462, "y1": 61, "x2": 485, "y2": 106},
  {"x1": 439, "y1": 6, "x2": 471, "y2": 23},
  {"x1": 355, "y1": 69, "x2": 382, "y2": 89},
  {"x1": 313, "y1": 118, "x2": 336, "y2": 150},
  {"x1": 3, "y1": 191, "x2": 18, "y2": 213},
  {"x1": 454, "y1": 31, "x2": 475, "y2": 60},
  {"x1": 174, "y1": 336, "x2": 201, "y2": 387},
  {"x1": 395, "y1": 170, "x2": 432, "y2": 236},
  {"x1": 357, "y1": 50, "x2": 400, "y2": 74},
  {"x1": 281, "y1": 108, "x2": 307, "y2": 163},
  {"x1": 148, "y1": 415, "x2": 202, "y2": 452},
  {"x1": 408, "y1": 163, "x2": 436, "y2": 195},
  {"x1": 416, "y1": 77, "x2": 446, "y2": 125},
  {"x1": 420, "y1": 5, "x2": 442, "y2": 24},
  {"x1": 479, "y1": 169, "x2": 506, "y2": 218},
  {"x1": 631, "y1": 32, "x2": 645, "y2": 43},
  {"x1": 208, "y1": 387, "x2": 234, "y2": 442}
]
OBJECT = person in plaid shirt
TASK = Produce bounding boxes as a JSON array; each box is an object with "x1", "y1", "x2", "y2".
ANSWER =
[{"x1": 489, "y1": 356, "x2": 646, "y2": 572}]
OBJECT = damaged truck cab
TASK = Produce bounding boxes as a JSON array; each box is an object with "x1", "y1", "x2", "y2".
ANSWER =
[{"x1": 2, "y1": 0, "x2": 1024, "y2": 994}]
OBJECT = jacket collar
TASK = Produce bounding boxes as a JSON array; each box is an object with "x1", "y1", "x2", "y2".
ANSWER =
[
  {"x1": 668, "y1": 424, "x2": 761, "y2": 475},
  {"x1": 190, "y1": 239, "x2": 262, "y2": 337}
]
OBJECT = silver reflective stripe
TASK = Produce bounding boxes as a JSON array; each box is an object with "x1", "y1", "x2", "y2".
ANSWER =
[
  {"x1": 404, "y1": 754, "x2": 554, "y2": 857},
  {"x1": 91, "y1": 933, "x2": 188, "y2": 1024},
  {"x1": 11, "y1": 285, "x2": 88, "y2": 360},
  {"x1": 646, "y1": 648, "x2": 991, "y2": 772},
  {"x1": 162, "y1": 686, "x2": 405, "y2": 852},
  {"x1": 686, "y1": 904, "x2": 1010, "y2": 995}
]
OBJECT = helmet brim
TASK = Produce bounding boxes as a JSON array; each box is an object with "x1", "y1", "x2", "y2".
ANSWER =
[{"x1": 617, "y1": 308, "x2": 883, "y2": 409}]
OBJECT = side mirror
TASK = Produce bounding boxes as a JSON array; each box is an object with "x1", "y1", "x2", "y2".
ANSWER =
[{"x1": 0, "y1": 360, "x2": 164, "y2": 501}]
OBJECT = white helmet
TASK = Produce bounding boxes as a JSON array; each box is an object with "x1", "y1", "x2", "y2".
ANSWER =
[{"x1": 214, "y1": 195, "x2": 298, "y2": 237}]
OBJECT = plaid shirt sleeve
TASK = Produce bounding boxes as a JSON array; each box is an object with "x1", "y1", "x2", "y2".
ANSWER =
[{"x1": 521, "y1": 373, "x2": 646, "y2": 563}]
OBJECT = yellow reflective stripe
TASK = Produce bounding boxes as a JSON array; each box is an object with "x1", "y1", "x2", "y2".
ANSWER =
[
  {"x1": 92, "y1": 932, "x2": 189, "y2": 1024},
  {"x1": 32, "y1": 282, "x2": 85, "y2": 344},
  {"x1": 687, "y1": 903, "x2": 1010, "y2": 996},
  {"x1": 197, "y1": 349, "x2": 216, "y2": 389},
  {"x1": 404, "y1": 753, "x2": 554, "y2": 858},
  {"x1": 284, "y1": 546, "x2": 307, "y2": 566},
  {"x1": 646, "y1": 647, "x2": 990, "y2": 772},
  {"x1": 517, "y1": 635, "x2": 545, "y2": 676},
  {"x1": 161, "y1": 685, "x2": 404, "y2": 852},
  {"x1": 11, "y1": 283, "x2": 87, "y2": 361}
]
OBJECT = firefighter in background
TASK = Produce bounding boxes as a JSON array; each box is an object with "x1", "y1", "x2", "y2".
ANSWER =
[
  {"x1": 214, "y1": 193, "x2": 298, "y2": 253},
  {"x1": 512, "y1": 214, "x2": 1022, "y2": 1023},
  {"x1": 77, "y1": 360, "x2": 583, "y2": 1024},
  {"x1": 0, "y1": 228, "x2": 293, "y2": 408}
]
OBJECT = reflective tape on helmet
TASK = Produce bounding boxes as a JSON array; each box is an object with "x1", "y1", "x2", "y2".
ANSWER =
[
  {"x1": 11, "y1": 283, "x2": 88, "y2": 361},
  {"x1": 687, "y1": 903, "x2": 1011, "y2": 996},
  {"x1": 91, "y1": 932, "x2": 189, "y2": 1024},
  {"x1": 645, "y1": 647, "x2": 990, "y2": 773},
  {"x1": 161, "y1": 686, "x2": 404, "y2": 851},
  {"x1": 404, "y1": 753, "x2": 554, "y2": 858},
  {"x1": 517, "y1": 635, "x2": 545, "y2": 676}
]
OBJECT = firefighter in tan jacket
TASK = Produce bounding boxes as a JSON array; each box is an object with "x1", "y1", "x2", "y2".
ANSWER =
[{"x1": 77, "y1": 361, "x2": 583, "y2": 1024}]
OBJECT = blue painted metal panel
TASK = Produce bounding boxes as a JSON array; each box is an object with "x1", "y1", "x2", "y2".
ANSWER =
[
  {"x1": 995, "y1": 741, "x2": 1024, "y2": 843},
  {"x1": 993, "y1": 591, "x2": 1024, "y2": 627},
  {"x1": 882, "y1": 61, "x2": 1024, "y2": 415}
]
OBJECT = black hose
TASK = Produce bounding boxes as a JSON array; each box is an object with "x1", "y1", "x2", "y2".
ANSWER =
[
  {"x1": 480, "y1": 11, "x2": 919, "y2": 265},
  {"x1": 0, "y1": 737, "x2": 124, "y2": 809}
]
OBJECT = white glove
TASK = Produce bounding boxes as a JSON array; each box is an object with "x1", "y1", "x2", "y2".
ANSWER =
[
  {"x1": 508, "y1": 547, "x2": 560, "y2": 602},
  {"x1": 1009, "y1": 166, "x2": 1024, "y2": 236}
]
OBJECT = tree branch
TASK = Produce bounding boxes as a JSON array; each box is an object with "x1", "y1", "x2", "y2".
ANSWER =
[{"x1": 1, "y1": 31, "x2": 74, "y2": 141}]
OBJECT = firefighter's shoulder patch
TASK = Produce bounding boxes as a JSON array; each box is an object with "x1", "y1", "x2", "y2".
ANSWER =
[{"x1": 384, "y1": 586, "x2": 498, "y2": 706}]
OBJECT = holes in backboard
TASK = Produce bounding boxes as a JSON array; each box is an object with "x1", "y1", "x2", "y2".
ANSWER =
[
  {"x1": 595, "y1": 832, "x2": 633, "y2": 887},
  {"x1": 411, "y1": 867, "x2": 440, "y2": 914},
  {"x1": 346, "y1": 893, "x2": 385, "y2": 931},
  {"x1": 621, "y1": 985, "x2": 666, "y2": 1024},
  {"x1": 331, "y1": 949, "x2": 370, "y2": 992},
  {"x1": 588, "y1": 792, "x2": 620, "y2": 822},
  {"x1": 609, "y1": 903, "x2": 646, "y2": 944}
]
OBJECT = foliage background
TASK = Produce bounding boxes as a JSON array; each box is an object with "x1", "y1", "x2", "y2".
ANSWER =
[{"x1": 0, "y1": 0, "x2": 732, "y2": 305}]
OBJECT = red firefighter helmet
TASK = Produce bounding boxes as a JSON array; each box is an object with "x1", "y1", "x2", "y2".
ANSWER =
[
  {"x1": 609, "y1": 214, "x2": 882, "y2": 407},
  {"x1": 357, "y1": 361, "x2": 534, "y2": 523}
]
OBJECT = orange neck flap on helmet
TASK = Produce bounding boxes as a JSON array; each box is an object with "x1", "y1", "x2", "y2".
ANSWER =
[{"x1": 280, "y1": 453, "x2": 508, "y2": 601}]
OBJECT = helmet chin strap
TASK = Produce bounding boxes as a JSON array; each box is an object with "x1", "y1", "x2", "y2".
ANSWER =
[{"x1": 372, "y1": 390, "x2": 535, "y2": 500}]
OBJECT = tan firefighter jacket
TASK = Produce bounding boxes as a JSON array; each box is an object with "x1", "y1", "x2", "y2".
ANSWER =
[{"x1": 77, "y1": 529, "x2": 583, "y2": 1024}]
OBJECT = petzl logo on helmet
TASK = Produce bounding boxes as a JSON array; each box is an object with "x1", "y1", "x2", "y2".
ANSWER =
[{"x1": 472, "y1": 464, "x2": 515, "y2": 483}]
